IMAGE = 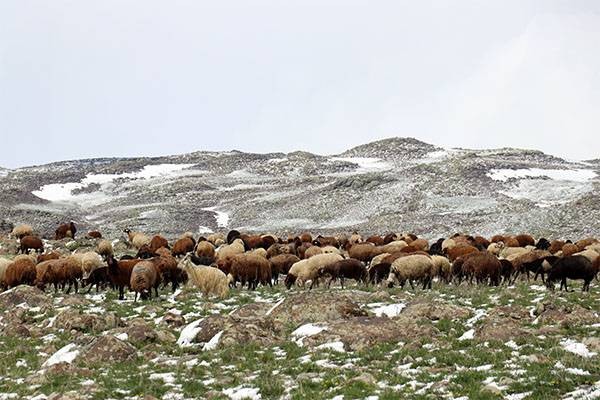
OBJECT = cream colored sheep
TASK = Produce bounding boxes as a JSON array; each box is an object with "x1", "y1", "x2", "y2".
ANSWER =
[
  {"x1": 441, "y1": 238, "x2": 456, "y2": 251},
  {"x1": 96, "y1": 239, "x2": 113, "y2": 258},
  {"x1": 320, "y1": 246, "x2": 342, "y2": 255},
  {"x1": 178, "y1": 255, "x2": 229, "y2": 298},
  {"x1": 369, "y1": 253, "x2": 391, "y2": 268},
  {"x1": 11, "y1": 224, "x2": 33, "y2": 239},
  {"x1": 285, "y1": 253, "x2": 343, "y2": 289},
  {"x1": 387, "y1": 254, "x2": 435, "y2": 289},
  {"x1": 430, "y1": 255, "x2": 452, "y2": 282},
  {"x1": 500, "y1": 247, "x2": 529, "y2": 260},
  {"x1": 216, "y1": 238, "x2": 245, "y2": 261},
  {"x1": 380, "y1": 240, "x2": 408, "y2": 254}
]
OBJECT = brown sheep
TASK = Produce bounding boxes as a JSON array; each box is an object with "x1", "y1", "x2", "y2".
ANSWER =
[
  {"x1": 106, "y1": 255, "x2": 142, "y2": 300},
  {"x1": 37, "y1": 251, "x2": 61, "y2": 263},
  {"x1": 409, "y1": 238, "x2": 429, "y2": 251},
  {"x1": 461, "y1": 251, "x2": 501, "y2": 286},
  {"x1": 228, "y1": 253, "x2": 272, "y2": 290},
  {"x1": 473, "y1": 236, "x2": 491, "y2": 250},
  {"x1": 195, "y1": 240, "x2": 215, "y2": 261},
  {"x1": 304, "y1": 246, "x2": 323, "y2": 259},
  {"x1": 130, "y1": 261, "x2": 159, "y2": 301},
  {"x1": 35, "y1": 260, "x2": 67, "y2": 292},
  {"x1": 366, "y1": 235, "x2": 384, "y2": 246},
  {"x1": 55, "y1": 221, "x2": 77, "y2": 240},
  {"x1": 318, "y1": 258, "x2": 367, "y2": 288},
  {"x1": 155, "y1": 247, "x2": 172, "y2": 258},
  {"x1": 348, "y1": 243, "x2": 382, "y2": 262},
  {"x1": 313, "y1": 235, "x2": 339, "y2": 248},
  {"x1": 511, "y1": 249, "x2": 553, "y2": 283},
  {"x1": 86, "y1": 231, "x2": 102, "y2": 239},
  {"x1": 383, "y1": 233, "x2": 398, "y2": 244},
  {"x1": 172, "y1": 236, "x2": 196, "y2": 257},
  {"x1": 549, "y1": 240, "x2": 566, "y2": 254},
  {"x1": 299, "y1": 232, "x2": 312, "y2": 243},
  {"x1": 149, "y1": 235, "x2": 169, "y2": 252},
  {"x1": 562, "y1": 243, "x2": 579, "y2": 257},
  {"x1": 576, "y1": 237, "x2": 598, "y2": 251},
  {"x1": 96, "y1": 239, "x2": 114, "y2": 259},
  {"x1": 4, "y1": 255, "x2": 36, "y2": 288},
  {"x1": 515, "y1": 234, "x2": 535, "y2": 247},
  {"x1": 19, "y1": 235, "x2": 44, "y2": 254},
  {"x1": 490, "y1": 235, "x2": 505, "y2": 243},
  {"x1": 266, "y1": 243, "x2": 292, "y2": 259},
  {"x1": 444, "y1": 243, "x2": 478, "y2": 262},
  {"x1": 269, "y1": 253, "x2": 300, "y2": 283},
  {"x1": 151, "y1": 254, "x2": 181, "y2": 292},
  {"x1": 296, "y1": 242, "x2": 313, "y2": 259}
]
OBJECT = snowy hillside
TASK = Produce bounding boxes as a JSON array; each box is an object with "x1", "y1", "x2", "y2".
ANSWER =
[{"x1": 0, "y1": 137, "x2": 598, "y2": 239}]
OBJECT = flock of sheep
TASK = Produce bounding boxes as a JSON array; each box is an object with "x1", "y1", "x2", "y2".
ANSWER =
[{"x1": 1, "y1": 223, "x2": 599, "y2": 302}]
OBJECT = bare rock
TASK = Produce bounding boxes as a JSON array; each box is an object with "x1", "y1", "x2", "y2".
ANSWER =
[
  {"x1": 162, "y1": 312, "x2": 185, "y2": 327},
  {"x1": 54, "y1": 309, "x2": 122, "y2": 333},
  {"x1": 402, "y1": 301, "x2": 470, "y2": 321},
  {"x1": 79, "y1": 335, "x2": 136, "y2": 364},
  {"x1": 0, "y1": 285, "x2": 48, "y2": 310}
]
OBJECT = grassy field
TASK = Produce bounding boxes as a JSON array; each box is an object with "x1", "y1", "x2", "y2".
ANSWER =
[{"x1": 0, "y1": 280, "x2": 599, "y2": 400}]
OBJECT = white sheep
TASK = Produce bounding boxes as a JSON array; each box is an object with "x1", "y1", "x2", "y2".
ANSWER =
[
  {"x1": 430, "y1": 255, "x2": 452, "y2": 283},
  {"x1": 178, "y1": 254, "x2": 229, "y2": 298},
  {"x1": 285, "y1": 253, "x2": 343, "y2": 289},
  {"x1": 387, "y1": 254, "x2": 435, "y2": 289}
]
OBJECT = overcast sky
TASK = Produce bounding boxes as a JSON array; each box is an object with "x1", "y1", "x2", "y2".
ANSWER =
[{"x1": 1, "y1": 1, "x2": 599, "y2": 168}]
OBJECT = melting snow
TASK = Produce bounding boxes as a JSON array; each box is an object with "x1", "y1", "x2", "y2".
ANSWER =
[
  {"x1": 504, "y1": 392, "x2": 532, "y2": 400},
  {"x1": 458, "y1": 329, "x2": 475, "y2": 341},
  {"x1": 561, "y1": 339, "x2": 597, "y2": 358},
  {"x1": 330, "y1": 157, "x2": 391, "y2": 173},
  {"x1": 316, "y1": 341, "x2": 346, "y2": 353},
  {"x1": 265, "y1": 298, "x2": 285, "y2": 316},
  {"x1": 222, "y1": 385, "x2": 261, "y2": 400},
  {"x1": 177, "y1": 319, "x2": 204, "y2": 348},
  {"x1": 149, "y1": 372, "x2": 176, "y2": 384},
  {"x1": 369, "y1": 303, "x2": 406, "y2": 318},
  {"x1": 202, "y1": 207, "x2": 229, "y2": 228},
  {"x1": 42, "y1": 343, "x2": 79, "y2": 367},
  {"x1": 555, "y1": 362, "x2": 591, "y2": 376},
  {"x1": 291, "y1": 323, "x2": 327, "y2": 346},
  {"x1": 487, "y1": 168, "x2": 596, "y2": 182},
  {"x1": 202, "y1": 330, "x2": 224, "y2": 351}
]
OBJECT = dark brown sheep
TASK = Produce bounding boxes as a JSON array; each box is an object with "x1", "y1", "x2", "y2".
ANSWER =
[
  {"x1": 82, "y1": 266, "x2": 111, "y2": 293},
  {"x1": 313, "y1": 235, "x2": 339, "y2": 248},
  {"x1": 348, "y1": 243, "x2": 381, "y2": 262},
  {"x1": 151, "y1": 254, "x2": 180, "y2": 292},
  {"x1": 515, "y1": 234, "x2": 535, "y2": 247},
  {"x1": 546, "y1": 255, "x2": 596, "y2": 292},
  {"x1": 365, "y1": 235, "x2": 384, "y2": 246},
  {"x1": 149, "y1": 235, "x2": 169, "y2": 252},
  {"x1": 37, "y1": 251, "x2": 61, "y2": 263},
  {"x1": 318, "y1": 258, "x2": 367, "y2": 288},
  {"x1": 107, "y1": 255, "x2": 142, "y2": 300},
  {"x1": 228, "y1": 253, "x2": 272, "y2": 290},
  {"x1": 473, "y1": 236, "x2": 491, "y2": 250},
  {"x1": 55, "y1": 221, "x2": 77, "y2": 240},
  {"x1": 19, "y1": 235, "x2": 44, "y2": 254},
  {"x1": 172, "y1": 236, "x2": 196, "y2": 257},
  {"x1": 299, "y1": 232, "x2": 312, "y2": 243},
  {"x1": 86, "y1": 231, "x2": 102, "y2": 239},
  {"x1": 130, "y1": 261, "x2": 159, "y2": 301},
  {"x1": 461, "y1": 251, "x2": 501, "y2": 286}
]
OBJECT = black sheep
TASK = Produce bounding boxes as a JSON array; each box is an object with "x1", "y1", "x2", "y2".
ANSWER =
[
  {"x1": 318, "y1": 258, "x2": 367, "y2": 288},
  {"x1": 546, "y1": 255, "x2": 596, "y2": 292}
]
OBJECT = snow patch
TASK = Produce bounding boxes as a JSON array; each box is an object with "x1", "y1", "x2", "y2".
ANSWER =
[
  {"x1": 202, "y1": 206, "x2": 229, "y2": 228},
  {"x1": 202, "y1": 330, "x2": 224, "y2": 351},
  {"x1": 291, "y1": 323, "x2": 327, "y2": 346},
  {"x1": 42, "y1": 343, "x2": 79, "y2": 367},
  {"x1": 316, "y1": 341, "x2": 346, "y2": 353},
  {"x1": 369, "y1": 303, "x2": 406, "y2": 318},
  {"x1": 222, "y1": 385, "x2": 261, "y2": 400},
  {"x1": 458, "y1": 329, "x2": 475, "y2": 341},
  {"x1": 177, "y1": 319, "x2": 204, "y2": 348},
  {"x1": 487, "y1": 168, "x2": 596, "y2": 182},
  {"x1": 330, "y1": 157, "x2": 391, "y2": 173},
  {"x1": 561, "y1": 338, "x2": 597, "y2": 358}
]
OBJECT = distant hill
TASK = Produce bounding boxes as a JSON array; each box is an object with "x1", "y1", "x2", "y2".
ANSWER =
[{"x1": 0, "y1": 137, "x2": 598, "y2": 239}]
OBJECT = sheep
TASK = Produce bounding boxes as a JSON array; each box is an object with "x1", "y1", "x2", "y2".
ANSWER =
[
  {"x1": 515, "y1": 234, "x2": 535, "y2": 247},
  {"x1": 367, "y1": 262, "x2": 391, "y2": 284},
  {"x1": 251, "y1": 248, "x2": 268, "y2": 258},
  {"x1": 348, "y1": 232, "x2": 362, "y2": 246},
  {"x1": 304, "y1": 245, "x2": 323, "y2": 258},
  {"x1": 135, "y1": 244, "x2": 156, "y2": 259},
  {"x1": 573, "y1": 249, "x2": 600, "y2": 264},
  {"x1": 177, "y1": 254, "x2": 229, "y2": 298},
  {"x1": 215, "y1": 238, "x2": 245, "y2": 262},
  {"x1": 320, "y1": 245, "x2": 342, "y2": 255},
  {"x1": 151, "y1": 254, "x2": 181, "y2": 292},
  {"x1": 366, "y1": 235, "x2": 384, "y2": 246},
  {"x1": 19, "y1": 235, "x2": 44, "y2": 254},
  {"x1": 266, "y1": 243, "x2": 292, "y2": 259},
  {"x1": 561, "y1": 243, "x2": 579, "y2": 257},
  {"x1": 4, "y1": 255, "x2": 36, "y2": 289},
  {"x1": 295, "y1": 242, "x2": 313, "y2": 259},
  {"x1": 106, "y1": 255, "x2": 143, "y2": 300},
  {"x1": 510, "y1": 250, "x2": 553, "y2": 283},
  {"x1": 123, "y1": 229, "x2": 151, "y2": 249},
  {"x1": 576, "y1": 237, "x2": 598, "y2": 251},
  {"x1": 37, "y1": 251, "x2": 61, "y2": 263},
  {"x1": 369, "y1": 252, "x2": 391, "y2": 268},
  {"x1": 227, "y1": 253, "x2": 272, "y2": 290},
  {"x1": 444, "y1": 243, "x2": 478, "y2": 262},
  {"x1": 313, "y1": 235, "x2": 339, "y2": 248},
  {"x1": 130, "y1": 260, "x2": 159, "y2": 301},
  {"x1": 380, "y1": 240, "x2": 408, "y2": 254},
  {"x1": 172, "y1": 236, "x2": 196, "y2": 257},
  {"x1": 585, "y1": 243, "x2": 600, "y2": 253},
  {"x1": 348, "y1": 243, "x2": 381, "y2": 262},
  {"x1": 81, "y1": 266, "x2": 111, "y2": 293},
  {"x1": 429, "y1": 238, "x2": 445, "y2": 256},
  {"x1": 386, "y1": 254, "x2": 434, "y2": 289},
  {"x1": 409, "y1": 238, "x2": 429, "y2": 251},
  {"x1": 55, "y1": 221, "x2": 77, "y2": 240},
  {"x1": 0, "y1": 258, "x2": 12, "y2": 288},
  {"x1": 473, "y1": 236, "x2": 491, "y2": 250},
  {"x1": 549, "y1": 240, "x2": 566, "y2": 254},
  {"x1": 498, "y1": 246, "x2": 529, "y2": 260},
  {"x1": 77, "y1": 251, "x2": 104, "y2": 280},
  {"x1": 383, "y1": 233, "x2": 398, "y2": 244},
  {"x1": 536, "y1": 238, "x2": 551, "y2": 250},
  {"x1": 545, "y1": 255, "x2": 596, "y2": 292},
  {"x1": 207, "y1": 233, "x2": 225, "y2": 246},
  {"x1": 149, "y1": 235, "x2": 169, "y2": 252},
  {"x1": 11, "y1": 224, "x2": 33, "y2": 239},
  {"x1": 461, "y1": 251, "x2": 501, "y2": 286},
  {"x1": 35, "y1": 259, "x2": 66, "y2": 292},
  {"x1": 226, "y1": 229, "x2": 242, "y2": 244},
  {"x1": 430, "y1": 255, "x2": 452, "y2": 283},
  {"x1": 499, "y1": 259, "x2": 514, "y2": 285},
  {"x1": 299, "y1": 232, "x2": 312, "y2": 243},
  {"x1": 86, "y1": 231, "x2": 102, "y2": 239},
  {"x1": 441, "y1": 238, "x2": 456, "y2": 251},
  {"x1": 318, "y1": 258, "x2": 367, "y2": 288},
  {"x1": 96, "y1": 239, "x2": 114, "y2": 259},
  {"x1": 285, "y1": 253, "x2": 343, "y2": 289},
  {"x1": 195, "y1": 240, "x2": 215, "y2": 261},
  {"x1": 269, "y1": 254, "x2": 300, "y2": 284}
]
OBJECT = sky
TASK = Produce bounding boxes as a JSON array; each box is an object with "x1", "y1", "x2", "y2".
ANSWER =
[{"x1": 1, "y1": 1, "x2": 599, "y2": 168}]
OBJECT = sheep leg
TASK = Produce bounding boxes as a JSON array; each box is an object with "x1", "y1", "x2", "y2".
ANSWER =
[
  {"x1": 155, "y1": 286, "x2": 159, "y2": 297},
  {"x1": 340, "y1": 277, "x2": 345, "y2": 289},
  {"x1": 119, "y1": 286, "x2": 125, "y2": 300},
  {"x1": 74, "y1": 280, "x2": 78, "y2": 294},
  {"x1": 134, "y1": 292, "x2": 138, "y2": 302},
  {"x1": 408, "y1": 280, "x2": 414, "y2": 290}
]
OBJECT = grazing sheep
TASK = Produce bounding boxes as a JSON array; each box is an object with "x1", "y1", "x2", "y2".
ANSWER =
[
  {"x1": 381, "y1": 240, "x2": 408, "y2": 254},
  {"x1": 313, "y1": 235, "x2": 339, "y2": 248},
  {"x1": 207, "y1": 233, "x2": 225, "y2": 246},
  {"x1": 473, "y1": 236, "x2": 491, "y2": 250},
  {"x1": 367, "y1": 262, "x2": 391, "y2": 284},
  {"x1": 429, "y1": 238, "x2": 445, "y2": 256},
  {"x1": 4, "y1": 255, "x2": 37, "y2": 289},
  {"x1": 96, "y1": 239, "x2": 114, "y2": 259},
  {"x1": 285, "y1": 253, "x2": 344, "y2": 289},
  {"x1": 386, "y1": 254, "x2": 434, "y2": 289},
  {"x1": 318, "y1": 258, "x2": 367, "y2": 288},
  {"x1": 107, "y1": 255, "x2": 142, "y2": 300},
  {"x1": 430, "y1": 255, "x2": 452, "y2": 283},
  {"x1": 35, "y1": 259, "x2": 67, "y2": 292},
  {"x1": 548, "y1": 240, "x2": 566, "y2": 254},
  {"x1": 136, "y1": 244, "x2": 156, "y2": 259},
  {"x1": 19, "y1": 235, "x2": 44, "y2": 254},
  {"x1": 499, "y1": 259, "x2": 514, "y2": 284},
  {"x1": 295, "y1": 242, "x2": 313, "y2": 259},
  {"x1": 228, "y1": 253, "x2": 272, "y2": 290},
  {"x1": 82, "y1": 266, "x2": 111, "y2": 293},
  {"x1": 172, "y1": 236, "x2": 196, "y2": 257},
  {"x1": 576, "y1": 237, "x2": 598, "y2": 251},
  {"x1": 536, "y1": 238, "x2": 551, "y2": 250},
  {"x1": 561, "y1": 243, "x2": 579, "y2": 257},
  {"x1": 266, "y1": 243, "x2": 292, "y2": 259},
  {"x1": 499, "y1": 246, "x2": 529, "y2": 260},
  {"x1": 152, "y1": 254, "x2": 181, "y2": 292},
  {"x1": 195, "y1": 240, "x2": 216, "y2": 261},
  {"x1": 123, "y1": 229, "x2": 151, "y2": 249},
  {"x1": 11, "y1": 224, "x2": 33, "y2": 239},
  {"x1": 226, "y1": 229, "x2": 242, "y2": 244},
  {"x1": 178, "y1": 254, "x2": 229, "y2": 298},
  {"x1": 348, "y1": 243, "x2": 381, "y2": 262},
  {"x1": 545, "y1": 255, "x2": 596, "y2": 292},
  {"x1": 441, "y1": 238, "x2": 456, "y2": 251},
  {"x1": 155, "y1": 247, "x2": 172, "y2": 258},
  {"x1": 461, "y1": 251, "x2": 501, "y2": 286},
  {"x1": 77, "y1": 251, "x2": 104, "y2": 280},
  {"x1": 366, "y1": 235, "x2": 384, "y2": 246},
  {"x1": 511, "y1": 250, "x2": 553, "y2": 283},
  {"x1": 409, "y1": 238, "x2": 429, "y2": 252},
  {"x1": 269, "y1": 254, "x2": 300, "y2": 283},
  {"x1": 130, "y1": 261, "x2": 159, "y2": 301},
  {"x1": 369, "y1": 253, "x2": 391, "y2": 268},
  {"x1": 55, "y1": 221, "x2": 77, "y2": 240},
  {"x1": 0, "y1": 258, "x2": 12, "y2": 288},
  {"x1": 573, "y1": 249, "x2": 600, "y2": 264},
  {"x1": 86, "y1": 231, "x2": 102, "y2": 239}
]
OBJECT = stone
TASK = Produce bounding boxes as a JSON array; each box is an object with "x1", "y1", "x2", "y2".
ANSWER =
[{"x1": 79, "y1": 336, "x2": 136, "y2": 364}]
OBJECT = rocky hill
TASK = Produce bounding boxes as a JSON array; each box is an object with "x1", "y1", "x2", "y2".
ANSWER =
[{"x1": 0, "y1": 137, "x2": 598, "y2": 239}]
